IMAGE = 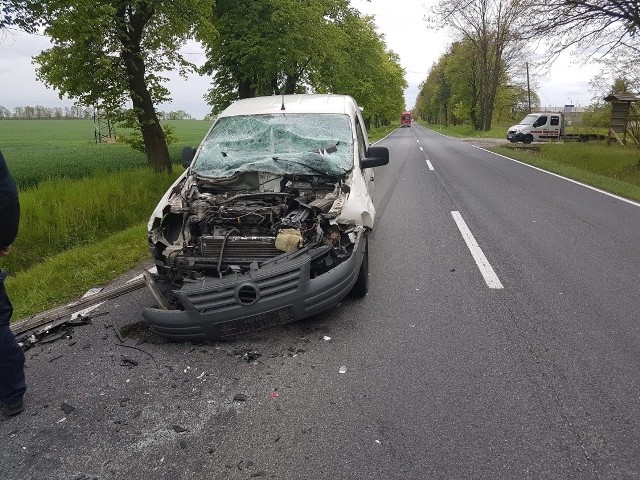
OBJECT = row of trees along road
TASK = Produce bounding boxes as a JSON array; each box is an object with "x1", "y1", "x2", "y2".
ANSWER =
[
  {"x1": 414, "y1": 0, "x2": 640, "y2": 132},
  {"x1": 0, "y1": 105, "x2": 194, "y2": 120},
  {"x1": 0, "y1": 0, "x2": 406, "y2": 173}
]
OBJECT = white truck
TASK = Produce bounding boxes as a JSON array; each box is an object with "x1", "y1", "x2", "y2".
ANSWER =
[{"x1": 507, "y1": 112, "x2": 564, "y2": 144}]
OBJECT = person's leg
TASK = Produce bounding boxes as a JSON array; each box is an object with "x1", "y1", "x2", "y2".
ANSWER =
[
  {"x1": 0, "y1": 281, "x2": 26, "y2": 415},
  {"x1": 0, "y1": 325, "x2": 26, "y2": 415}
]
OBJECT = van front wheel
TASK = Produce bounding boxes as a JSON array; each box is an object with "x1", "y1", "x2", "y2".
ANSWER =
[
  {"x1": 523, "y1": 134, "x2": 533, "y2": 144},
  {"x1": 349, "y1": 234, "x2": 369, "y2": 298}
]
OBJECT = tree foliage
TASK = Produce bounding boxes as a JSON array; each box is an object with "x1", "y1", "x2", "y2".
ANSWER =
[
  {"x1": 314, "y1": 13, "x2": 407, "y2": 128},
  {"x1": 201, "y1": 0, "x2": 406, "y2": 127},
  {"x1": 413, "y1": 38, "x2": 534, "y2": 128},
  {"x1": 0, "y1": 0, "x2": 42, "y2": 32},
  {"x1": 25, "y1": 0, "x2": 215, "y2": 172},
  {"x1": 522, "y1": 1, "x2": 640, "y2": 60},
  {"x1": 428, "y1": 0, "x2": 528, "y2": 130}
]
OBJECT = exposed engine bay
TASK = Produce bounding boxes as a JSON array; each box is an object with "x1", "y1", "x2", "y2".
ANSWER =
[{"x1": 148, "y1": 172, "x2": 361, "y2": 297}]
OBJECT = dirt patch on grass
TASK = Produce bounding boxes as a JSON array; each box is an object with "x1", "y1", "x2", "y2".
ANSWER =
[{"x1": 460, "y1": 137, "x2": 511, "y2": 149}]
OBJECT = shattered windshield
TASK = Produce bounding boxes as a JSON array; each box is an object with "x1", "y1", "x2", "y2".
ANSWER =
[{"x1": 191, "y1": 113, "x2": 354, "y2": 178}]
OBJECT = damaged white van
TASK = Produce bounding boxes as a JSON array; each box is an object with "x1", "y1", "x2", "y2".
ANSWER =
[{"x1": 142, "y1": 94, "x2": 389, "y2": 341}]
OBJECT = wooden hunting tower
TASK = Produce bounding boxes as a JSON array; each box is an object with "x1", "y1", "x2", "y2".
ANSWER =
[{"x1": 604, "y1": 93, "x2": 640, "y2": 146}]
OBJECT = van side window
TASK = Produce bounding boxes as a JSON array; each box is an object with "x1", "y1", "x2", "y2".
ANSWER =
[
  {"x1": 534, "y1": 116, "x2": 548, "y2": 127},
  {"x1": 550, "y1": 116, "x2": 560, "y2": 126}
]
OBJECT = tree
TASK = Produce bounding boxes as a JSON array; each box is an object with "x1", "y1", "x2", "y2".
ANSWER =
[
  {"x1": 414, "y1": 59, "x2": 451, "y2": 125},
  {"x1": 430, "y1": 0, "x2": 528, "y2": 131},
  {"x1": 203, "y1": 0, "x2": 352, "y2": 113},
  {"x1": 314, "y1": 12, "x2": 407, "y2": 128},
  {"x1": 523, "y1": 1, "x2": 640, "y2": 60},
  {"x1": 0, "y1": 0, "x2": 41, "y2": 32},
  {"x1": 202, "y1": 1, "x2": 406, "y2": 127},
  {"x1": 26, "y1": 0, "x2": 215, "y2": 172}
]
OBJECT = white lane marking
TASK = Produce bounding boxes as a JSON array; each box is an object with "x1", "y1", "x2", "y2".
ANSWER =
[
  {"x1": 419, "y1": 146, "x2": 423, "y2": 151},
  {"x1": 451, "y1": 211, "x2": 504, "y2": 289},
  {"x1": 465, "y1": 143, "x2": 640, "y2": 209},
  {"x1": 426, "y1": 160, "x2": 434, "y2": 171}
]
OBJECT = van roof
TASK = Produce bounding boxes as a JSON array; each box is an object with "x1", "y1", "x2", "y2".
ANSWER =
[{"x1": 219, "y1": 94, "x2": 360, "y2": 117}]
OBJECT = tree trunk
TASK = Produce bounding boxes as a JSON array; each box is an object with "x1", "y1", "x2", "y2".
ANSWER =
[
  {"x1": 117, "y1": 4, "x2": 171, "y2": 173},
  {"x1": 122, "y1": 53, "x2": 172, "y2": 173},
  {"x1": 238, "y1": 79, "x2": 255, "y2": 99}
]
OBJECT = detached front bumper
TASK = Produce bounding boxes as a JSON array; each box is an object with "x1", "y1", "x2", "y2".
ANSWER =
[{"x1": 142, "y1": 234, "x2": 366, "y2": 341}]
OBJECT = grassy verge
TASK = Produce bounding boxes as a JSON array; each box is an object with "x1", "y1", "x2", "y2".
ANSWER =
[
  {"x1": 416, "y1": 121, "x2": 508, "y2": 139},
  {"x1": 491, "y1": 145, "x2": 640, "y2": 202},
  {"x1": 368, "y1": 124, "x2": 398, "y2": 142},
  {"x1": 5, "y1": 224, "x2": 151, "y2": 321},
  {"x1": 1, "y1": 168, "x2": 182, "y2": 274}
]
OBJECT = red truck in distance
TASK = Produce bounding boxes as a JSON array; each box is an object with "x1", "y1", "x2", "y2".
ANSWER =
[{"x1": 401, "y1": 111, "x2": 412, "y2": 128}]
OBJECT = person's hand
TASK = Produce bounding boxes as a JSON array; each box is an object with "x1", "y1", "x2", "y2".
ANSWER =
[{"x1": 0, "y1": 246, "x2": 11, "y2": 257}]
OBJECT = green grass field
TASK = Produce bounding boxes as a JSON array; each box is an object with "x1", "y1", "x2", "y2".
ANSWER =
[{"x1": 0, "y1": 119, "x2": 211, "y2": 188}]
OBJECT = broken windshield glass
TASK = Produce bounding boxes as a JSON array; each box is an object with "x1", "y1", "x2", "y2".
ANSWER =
[{"x1": 191, "y1": 114, "x2": 354, "y2": 178}]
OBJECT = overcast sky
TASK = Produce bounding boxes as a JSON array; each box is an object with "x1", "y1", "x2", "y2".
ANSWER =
[{"x1": 0, "y1": 0, "x2": 601, "y2": 120}]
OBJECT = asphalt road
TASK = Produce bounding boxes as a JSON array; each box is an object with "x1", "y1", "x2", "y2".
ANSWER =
[{"x1": 2, "y1": 126, "x2": 639, "y2": 479}]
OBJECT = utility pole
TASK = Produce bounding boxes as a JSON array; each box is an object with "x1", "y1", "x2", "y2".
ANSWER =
[{"x1": 526, "y1": 62, "x2": 531, "y2": 113}]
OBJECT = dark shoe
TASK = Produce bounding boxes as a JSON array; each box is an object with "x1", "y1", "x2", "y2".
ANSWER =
[{"x1": 5, "y1": 401, "x2": 24, "y2": 416}]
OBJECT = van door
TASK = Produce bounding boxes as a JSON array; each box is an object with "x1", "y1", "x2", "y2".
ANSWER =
[
  {"x1": 531, "y1": 115, "x2": 548, "y2": 141},
  {"x1": 544, "y1": 115, "x2": 561, "y2": 140},
  {"x1": 534, "y1": 115, "x2": 561, "y2": 140}
]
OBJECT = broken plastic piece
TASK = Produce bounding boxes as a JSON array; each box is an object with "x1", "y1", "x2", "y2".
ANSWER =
[
  {"x1": 243, "y1": 350, "x2": 262, "y2": 362},
  {"x1": 338, "y1": 365, "x2": 347, "y2": 374},
  {"x1": 234, "y1": 394, "x2": 248, "y2": 402},
  {"x1": 323, "y1": 336, "x2": 331, "y2": 341}
]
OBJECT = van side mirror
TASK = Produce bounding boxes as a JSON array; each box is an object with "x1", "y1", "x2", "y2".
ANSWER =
[
  {"x1": 361, "y1": 146, "x2": 389, "y2": 169},
  {"x1": 181, "y1": 147, "x2": 197, "y2": 168}
]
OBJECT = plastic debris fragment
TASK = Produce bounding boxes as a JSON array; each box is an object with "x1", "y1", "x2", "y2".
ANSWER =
[
  {"x1": 323, "y1": 336, "x2": 331, "y2": 341},
  {"x1": 339, "y1": 366, "x2": 347, "y2": 374},
  {"x1": 243, "y1": 350, "x2": 262, "y2": 362}
]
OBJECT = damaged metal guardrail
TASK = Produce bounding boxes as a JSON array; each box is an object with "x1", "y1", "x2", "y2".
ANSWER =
[{"x1": 10, "y1": 275, "x2": 147, "y2": 335}]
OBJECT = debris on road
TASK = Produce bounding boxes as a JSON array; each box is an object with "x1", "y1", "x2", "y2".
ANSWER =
[
  {"x1": 60, "y1": 402, "x2": 75, "y2": 415},
  {"x1": 120, "y1": 356, "x2": 139, "y2": 367},
  {"x1": 243, "y1": 350, "x2": 262, "y2": 362},
  {"x1": 339, "y1": 365, "x2": 347, "y2": 374},
  {"x1": 233, "y1": 394, "x2": 248, "y2": 402},
  {"x1": 11, "y1": 276, "x2": 145, "y2": 335},
  {"x1": 16, "y1": 314, "x2": 93, "y2": 350}
]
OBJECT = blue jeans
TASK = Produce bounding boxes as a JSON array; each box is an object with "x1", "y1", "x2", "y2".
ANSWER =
[{"x1": 0, "y1": 272, "x2": 26, "y2": 406}]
